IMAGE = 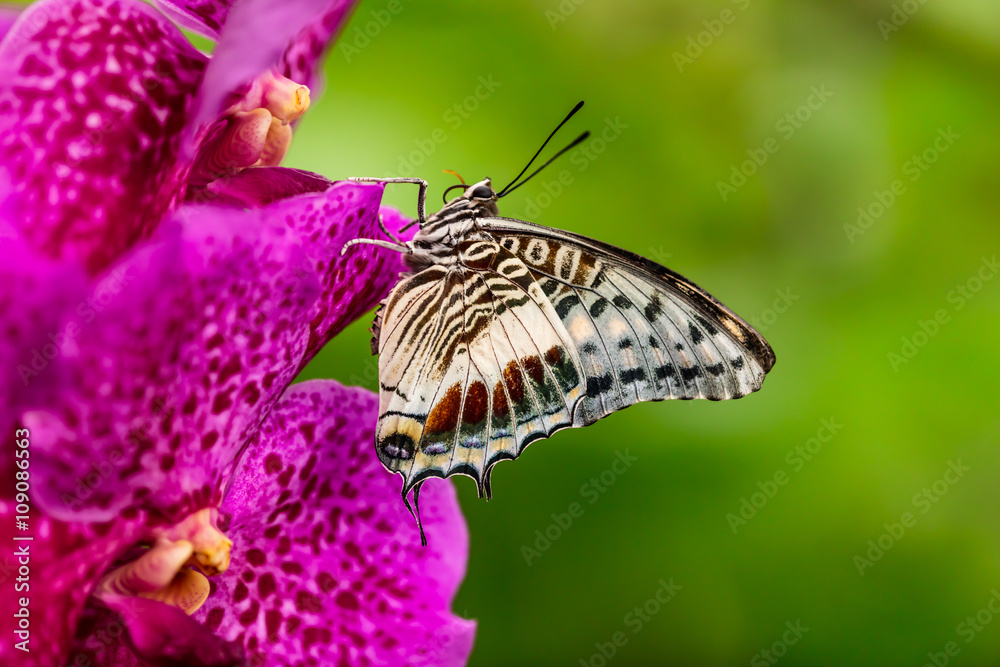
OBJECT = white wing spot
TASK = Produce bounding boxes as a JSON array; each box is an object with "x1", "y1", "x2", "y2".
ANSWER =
[
  {"x1": 607, "y1": 318, "x2": 629, "y2": 338},
  {"x1": 569, "y1": 314, "x2": 592, "y2": 340},
  {"x1": 524, "y1": 239, "x2": 550, "y2": 266},
  {"x1": 555, "y1": 246, "x2": 580, "y2": 281}
]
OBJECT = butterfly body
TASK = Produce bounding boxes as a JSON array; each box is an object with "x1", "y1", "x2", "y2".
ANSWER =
[
  {"x1": 400, "y1": 179, "x2": 499, "y2": 270},
  {"x1": 356, "y1": 177, "x2": 775, "y2": 500}
]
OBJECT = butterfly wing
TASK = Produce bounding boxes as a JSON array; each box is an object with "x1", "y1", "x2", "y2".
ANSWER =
[
  {"x1": 374, "y1": 243, "x2": 585, "y2": 497},
  {"x1": 374, "y1": 220, "x2": 775, "y2": 496},
  {"x1": 478, "y1": 216, "x2": 775, "y2": 425}
]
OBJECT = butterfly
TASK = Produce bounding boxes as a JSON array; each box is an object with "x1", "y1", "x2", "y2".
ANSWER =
[{"x1": 344, "y1": 102, "x2": 775, "y2": 536}]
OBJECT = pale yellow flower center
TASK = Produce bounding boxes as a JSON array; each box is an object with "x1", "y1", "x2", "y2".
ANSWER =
[
  {"x1": 95, "y1": 508, "x2": 232, "y2": 615},
  {"x1": 191, "y1": 70, "x2": 311, "y2": 185}
]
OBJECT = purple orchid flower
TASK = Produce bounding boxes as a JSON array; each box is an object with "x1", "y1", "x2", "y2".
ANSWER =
[
  {"x1": 0, "y1": 0, "x2": 359, "y2": 274},
  {"x1": 65, "y1": 381, "x2": 475, "y2": 667},
  {"x1": 0, "y1": 0, "x2": 476, "y2": 664},
  {"x1": 1, "y1": 189, "x2": 477, "y2": 666}
]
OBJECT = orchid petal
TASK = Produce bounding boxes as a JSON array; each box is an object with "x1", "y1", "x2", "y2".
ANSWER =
[
  {"x1": 0, "y1": 506, "x2": 142, "y2": 666},
  {"x1": 268, "y1": 190, "x2": 415, "y2": 364},
  {"x1": 195, "y1": 380, "x2": 476, "y2": 667},
  {"x1": 192, "y1": 0, "x2": 357, "y2": 141},
  {"x1": 111, "y1": 595, "x2": 246, "y2": 666},
  {"x1": 24, "y1": 209, "x2": 317, "y2": 523},
  {"x1": 0, "y1": 0, "x2": 208, "y2": 275},
  {"x1": 67, "y1": 603, "x2": 141, "y2": 667},
  {"x1": 70, "y1": 596, "x2": 245, "y2": 667},
  {"x1": 202, "y1": 166, "x2": 334, "y2": 207},
  {"x1": 0, "y1": 5, "x2": 20, "y2": 40},
  {"x1": 147, "y1": 0, "x2": 232, "y2": 39},
  {"x1": 0, "y1": 237, "x2": 86, "y2": 440},
  {"x1": 27, "y1": 183, "x2": 406, "y2": 525},
  {"x1": 189, "y1": 109, "x2": 273, "y2": 186},
  {"x1": 277, "y1": 0, "x2": 356, "y2": 93}
]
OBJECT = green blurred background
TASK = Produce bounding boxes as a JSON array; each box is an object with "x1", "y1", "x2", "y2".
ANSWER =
[{"x1": 290, "y1": 1, "x2": 1000, "y2": 664}]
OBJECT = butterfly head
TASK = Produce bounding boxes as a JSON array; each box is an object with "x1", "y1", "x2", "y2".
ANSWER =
[
  {"x1": 464, "y1": 179, "x2": 496, "y2": 200},
  {"x1": 404, "y1": 178, "x2": 499, "y2": 269},
  {"x1": 440, "y1": 178, "x2": 499, "y2": 217}
]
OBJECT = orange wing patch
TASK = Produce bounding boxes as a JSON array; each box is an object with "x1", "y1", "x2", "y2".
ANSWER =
[{"x1": 425, "y1": 382, "x2": 462, "y2": 436}]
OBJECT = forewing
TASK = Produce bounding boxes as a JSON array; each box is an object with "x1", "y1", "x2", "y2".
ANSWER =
[
  {"x1": 374, "y1": 245, "x2": 584, "y2": 496},
  {"x1": 479, "y1": 217, "x2": 775, "y2": 426}
]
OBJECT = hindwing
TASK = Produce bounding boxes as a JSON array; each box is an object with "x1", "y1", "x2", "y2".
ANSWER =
[{"x1": 374, "y1": 242, "x2": 585, "y2": 496}]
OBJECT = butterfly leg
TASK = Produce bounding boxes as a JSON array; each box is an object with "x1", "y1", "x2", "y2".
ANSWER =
[
  {"x1": 340, "y1": 212, "x2": 412, "y2": 255},
  {"x1": 340, "y1": 235, "x2": 410, "y2": 256},
  {"x1": 378, "y1": 214, "x2": 406, "y2": 247},
  {"x1": 349, "y1": 177, "x2": 428, "y2": 229}
]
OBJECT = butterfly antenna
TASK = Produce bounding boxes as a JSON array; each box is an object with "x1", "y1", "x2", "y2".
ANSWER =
[
  {"x1": 498, "y1": 130, "x2": 590, "y2": 197},
  {"x1": 497, "y1": 101, "x2": 586, "y2": 197}
]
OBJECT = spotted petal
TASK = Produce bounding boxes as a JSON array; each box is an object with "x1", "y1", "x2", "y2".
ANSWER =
[
  {"x1": 0, "y1": 237, "x2": 86, "y2": 440},
  {"x1": 201, "y1": 166, "x2": 334, "y2": 207},
  {"x1": 195, "y1": 380, "x2": 476, "y2": 666},
  {"x1": 147, "y1": 0, "x2": 235, "y2": 38},
  {"x1": 0, "y1": 0, "x2": 207, "y2": 274},
  {"x1": 0, "y1": 506, "x2": 143, "y2": 667},
  {"x1": 192, "y1": 0, "x2": 358, "y2": 141},
  {"x1": 26, "y1": 182, "x2": 408, "y2": 525},
  {"x1": 277, "y1": 0, "x2": 357, "y2": 92},
  {"x1": 276, "y1": 192, "x2": 415, "y2": 363}
]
